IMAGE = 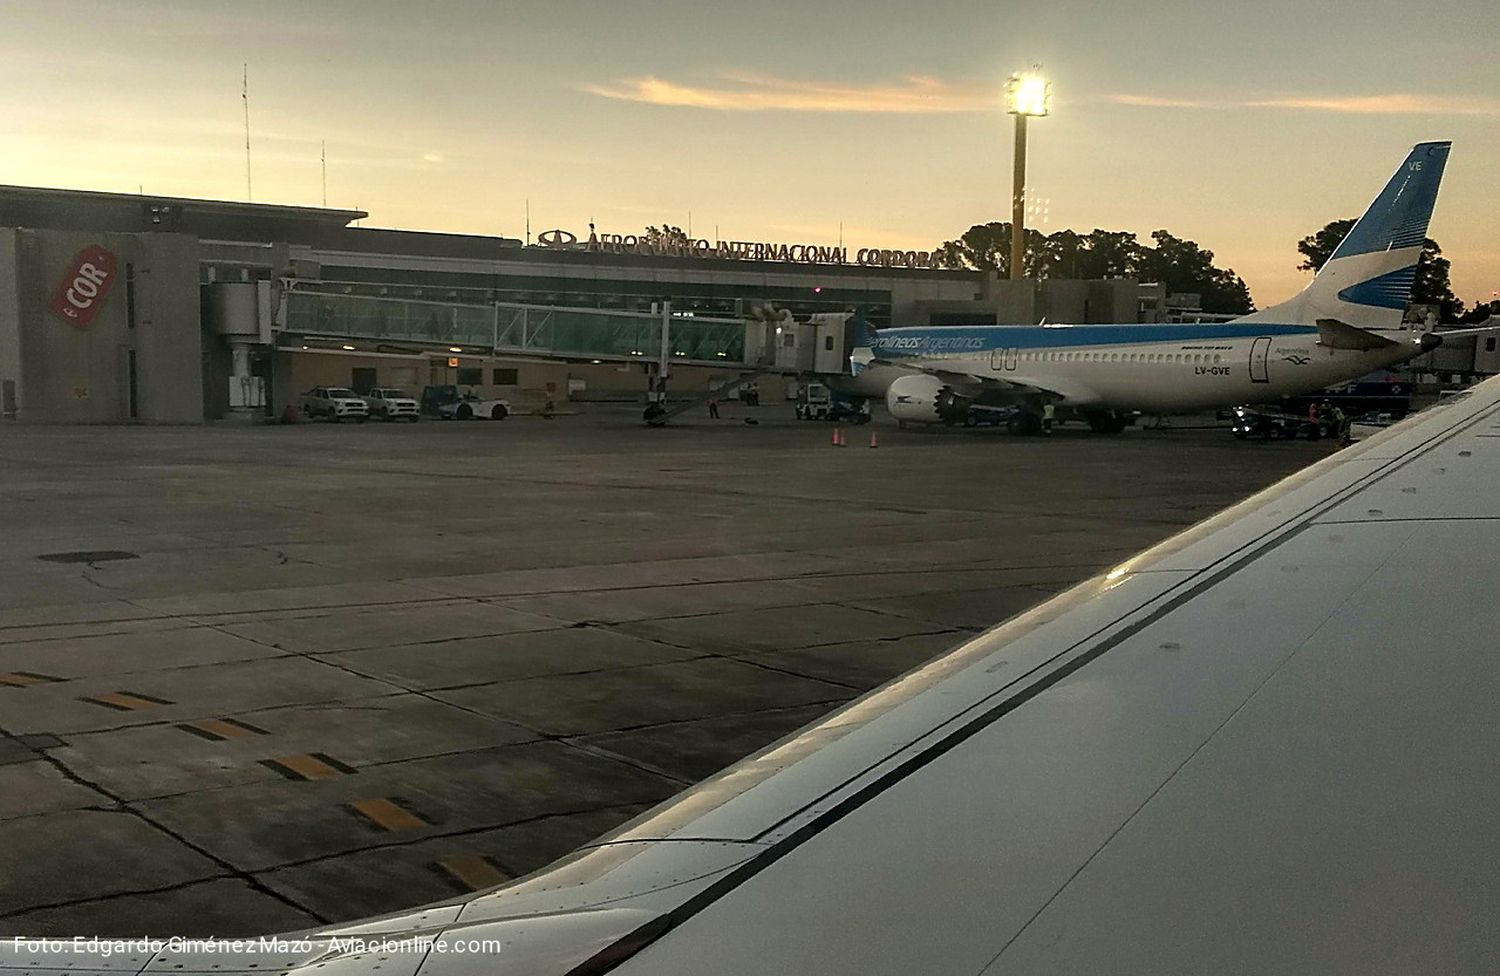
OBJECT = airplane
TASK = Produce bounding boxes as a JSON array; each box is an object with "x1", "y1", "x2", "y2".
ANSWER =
[
  {"x1": 841, "y1": 141, "x2": 1464, "y2": 434},
  {"x1": 7, "y1": 349, "x2": 1498, "y2": 973}
]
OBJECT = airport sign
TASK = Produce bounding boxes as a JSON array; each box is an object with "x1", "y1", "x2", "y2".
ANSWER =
[
  {"x1": 536, "y1": 228, "x2": 949, "y2": 270},
  {"x1": 47, "y1": 244, "x2": 119, "y2": 328}
]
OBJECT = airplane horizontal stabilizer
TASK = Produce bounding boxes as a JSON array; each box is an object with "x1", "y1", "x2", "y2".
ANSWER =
[{"x1": 1316, "y1": 318, "x2": 1399, "y2": 351}]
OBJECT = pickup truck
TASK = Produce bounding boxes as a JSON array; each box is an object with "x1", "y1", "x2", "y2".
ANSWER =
[
  {"x1": 363, "y1": 388, "x2": 420, "y2": 422},
  {"x1": 299, "y1": 386, "x2": 369, "y2": 422}
]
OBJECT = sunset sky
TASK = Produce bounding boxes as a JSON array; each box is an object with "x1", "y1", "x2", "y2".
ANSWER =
[{"x1": 4, "y1": 0, "x2": 1497, "y2": 307}]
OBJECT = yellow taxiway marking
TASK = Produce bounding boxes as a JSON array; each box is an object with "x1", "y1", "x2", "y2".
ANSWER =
[
  {"x1": 261, "y1": 753, "x2": 355, "y2": 781},
  {"x1": 350, "y1": 797, "x2": 427, "y2": 832},
  {"x1": 436, "y1": 853, "x2": 507, "y2": 892},
  {"x1": 80, "y1": 690, "x2": 171, "y2": 710},
  {"x1": 178, "y1": 718, "x2": 269, "y2": 741},
  {"x1": 0, "y1": 672, "x2": 61, "y2": 687}
]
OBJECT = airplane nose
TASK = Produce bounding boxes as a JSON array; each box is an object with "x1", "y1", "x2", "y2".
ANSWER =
[{"x1": 1420, "y1": 331, "x2": 1443, "y2": 352}]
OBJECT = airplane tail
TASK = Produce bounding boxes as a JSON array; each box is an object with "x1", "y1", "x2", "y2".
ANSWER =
[
  {"x1": 1239, "y1": 141, "x2": 1451, "y2": 331},
  {"x1": 850, "y1": 310, "x2": 877, "y2": 376}
]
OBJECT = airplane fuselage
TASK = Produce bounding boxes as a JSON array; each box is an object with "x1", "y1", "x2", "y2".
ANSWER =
[{"x1": 848, "y1": 323, "x2": 1422, "y2": 414}]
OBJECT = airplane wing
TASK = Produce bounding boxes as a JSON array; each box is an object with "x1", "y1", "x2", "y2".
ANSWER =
[{"x1": 8, "y1": 380, "x2": 1499, "y2": 973}]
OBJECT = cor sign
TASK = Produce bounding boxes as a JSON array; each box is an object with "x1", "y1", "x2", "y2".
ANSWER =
[{"x1": 48, "y1": 245, "x2": 119, "y2": 328}]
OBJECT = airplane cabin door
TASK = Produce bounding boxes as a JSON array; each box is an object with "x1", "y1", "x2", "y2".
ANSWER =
[
  {"x1": 1249, "y1": 336, "x2": 1271, "y2": 383},
  {"x1": 989, "y1": 347, "x2": 1018, "y2": 372}
]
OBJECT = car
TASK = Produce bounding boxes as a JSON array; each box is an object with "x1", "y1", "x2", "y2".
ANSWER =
[
  {"x1": 298, "y1": 386, "x2": 369, "y2": 422},
  {"x1": 363, "y1": 387, "x2": 420, "y2": 422},
  {"x1": 420, "y1": 384, "x2": 510, "y2": 421}
]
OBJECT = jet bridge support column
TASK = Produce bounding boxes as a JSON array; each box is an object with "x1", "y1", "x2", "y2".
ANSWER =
[{"x1": 644, "y1": 301, "x2": 671, "y2": 425}]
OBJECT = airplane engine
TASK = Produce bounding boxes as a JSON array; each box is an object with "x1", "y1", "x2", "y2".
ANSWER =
[{"x1": 886, "y1": 373, "x2": 970, "y2": 425}]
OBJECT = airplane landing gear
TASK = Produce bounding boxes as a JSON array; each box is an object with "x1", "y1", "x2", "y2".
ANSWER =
[{"x1": 1085, "y1": 410, "x2": 1128, "y2": 434}]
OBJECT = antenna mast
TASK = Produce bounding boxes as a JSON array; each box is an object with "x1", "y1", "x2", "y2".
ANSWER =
[
  {"x1": 321, "y1": 140, "x2": 327, "y2": 207},
  {"x1": 242, "y1": 64, "x2": 253, "y2": 201}
]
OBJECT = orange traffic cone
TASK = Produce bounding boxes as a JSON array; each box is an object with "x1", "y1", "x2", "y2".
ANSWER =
[
  {"x1": 832, "y1": 427, "x2": 842, "y2": 447},
  {"x1": 869, "y1": 431, "x2": 878, "y2": 448}
]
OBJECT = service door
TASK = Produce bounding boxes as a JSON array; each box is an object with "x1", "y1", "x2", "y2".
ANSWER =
[
  {"x1": 1249, "y1": 336, "x2": 1271, "y2": 384},
  {"x1": 1005, "y1": 346, "x2": 1019, "y2": 371},
  {"x1": 990, "y1": 348, "x2": 1018, "y2": 372}
]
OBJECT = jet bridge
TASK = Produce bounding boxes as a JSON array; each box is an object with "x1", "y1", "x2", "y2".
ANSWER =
[
  {"x1": 272, "y1": 282, "x2": 854, "y2": 422},
  {"x1": 276, "y1": 282, "x2": 750, "y2": 366}
]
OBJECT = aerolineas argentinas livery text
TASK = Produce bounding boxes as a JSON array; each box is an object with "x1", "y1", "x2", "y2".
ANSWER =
[{"x1": 874, "y1": 334, "x2": 987, "y2": 353}]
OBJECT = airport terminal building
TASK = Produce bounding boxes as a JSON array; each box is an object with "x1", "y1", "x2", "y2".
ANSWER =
[{"x1": 0, "y1": 185, "x2": 1157, "y2": 423}]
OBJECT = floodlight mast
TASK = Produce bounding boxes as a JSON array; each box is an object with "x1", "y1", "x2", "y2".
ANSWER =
[{"x1": 1006, "y1": 68, "x2": 1050, "y2": 281}]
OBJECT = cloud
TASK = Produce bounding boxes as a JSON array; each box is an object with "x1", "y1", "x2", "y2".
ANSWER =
[
  {"x1": 1110, "y1": 92, "x2": 1500, "y2": 116},
  {"x1": 1108, "y1": 94, "x2": 1219, "y2": 109},
  {"x1": 1247, "y1": 94, "x2": 1500, "y2": 115},
  {"x1": 582, "y1": 73, "x2": 996, "y2": 113}
]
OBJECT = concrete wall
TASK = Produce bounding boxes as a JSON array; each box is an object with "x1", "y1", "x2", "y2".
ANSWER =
[
  {"x1": 903, "y1": 278, "x2": 1158, "y2": 327},
  {"x1": 0, "y1": 228, "x2": 202, "y2": 423},
  {"x1": 281, "y1": 351, "x2": 581, "y2": 413},
  {"x1": 0, "y1": 230, "x2": 21, "y2": 419}
]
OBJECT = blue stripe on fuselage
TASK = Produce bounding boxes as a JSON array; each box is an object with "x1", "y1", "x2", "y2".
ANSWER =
[{"x1": 869, "y1": 323, "x2": 1316, "y2": 358}]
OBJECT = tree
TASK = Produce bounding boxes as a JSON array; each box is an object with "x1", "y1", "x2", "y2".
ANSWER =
[
  {"x1": 1295, "y1": 219, "x2": 1356, "y2": 273},
  {"x1": 641, "y1": 225, "x2": 691, "y2": 249},
  {"x1": 937, "y1": 223, "x2": 1248, "y2": 313},
  {"x1": 1133, "y1": 230, "x2": 1253, "y2": 315},
  {"x1": 1074, "y1": 230, "x2": 1141, "y2": 280},
  {"x1": 936, "y1": 222, "x2": 1048, "y2": 277},
  {"x1": 1460, "y1": 300, "x2": 1500, "y2": 325},
  {"x1": 1296, "y1": 218, "x2": 1462, "y2": 321}
]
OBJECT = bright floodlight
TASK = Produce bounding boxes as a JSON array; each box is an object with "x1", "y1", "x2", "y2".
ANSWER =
[{"x1": 1007, "y1": 70, "x2": 1050, "y2": 117}]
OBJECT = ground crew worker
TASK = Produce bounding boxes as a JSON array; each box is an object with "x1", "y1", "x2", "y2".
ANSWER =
[
  {"x1": 1331, "y1": 403, "x2": 1350, "y2": 445},
  {"x1": 1042, "y1": 402, "x2": 1056, "y2": 436},
  {"x1": 708, "y1": 395, "x2": 720, "y2": 419}
]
